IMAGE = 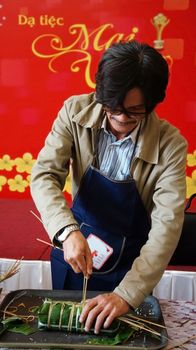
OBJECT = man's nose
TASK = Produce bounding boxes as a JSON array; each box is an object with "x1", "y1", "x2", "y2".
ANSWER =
[{"x1": 116, "y1": 112, "x2": 129, "y2": 120}]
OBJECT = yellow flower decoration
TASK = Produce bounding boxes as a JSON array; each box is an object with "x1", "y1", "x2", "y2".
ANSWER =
[
  {"x1": 187, "y1": 150, "x2": 196, "y2": 167},
  {"x1": 186, "y1": 170, "x2": 196, "y2": 198},
  {"x1": 0, "y1": 175, "x2": 7, "y2": 191},
  {"x1": 63, "y1": 172, "x2": 72, "y2": 194},
  {"x1": 14, "y1": 153, "x2": 36, "y2": 174},
  {"x1": 0, "y1": 155, "x2": 14, "y2": 171},
  {"x1": 8, "y1": 175, "x2": 29, "y2": 193}
]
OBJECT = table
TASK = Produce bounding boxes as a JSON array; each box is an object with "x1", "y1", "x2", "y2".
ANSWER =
[
  {"x1": 160, "y1": 299, "x2": 196, "y2": 349},
  {"x1": 0, "y1": 292, "x2": 195, "y2": 349}
]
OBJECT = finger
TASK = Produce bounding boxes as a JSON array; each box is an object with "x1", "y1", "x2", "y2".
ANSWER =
[
  {"x1": 94, "y1": 309, "x2": 110, "y2": 334},
  {"x1": 83, "y1": 304, "x2": 102, "y2": 332},
  {"x1": 65, "y1": 257, "x2": 82, "y2": 274},
  {"x1": 103, "y1": 309, "x2": 116, "y2": 329},
  {"x1": 76, "y1": 254, "x2": 88, "y2": 276},
  {"x1": 70, "y1": 262, "x2": 82, "y2": 274},
  {"x1": 79, "y1": 298, "x2": 98, "y2": 322}
]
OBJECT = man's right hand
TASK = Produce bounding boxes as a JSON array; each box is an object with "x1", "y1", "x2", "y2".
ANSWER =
[{"x1": 63, "y1": 231, "x2": 93, "y2": 278}]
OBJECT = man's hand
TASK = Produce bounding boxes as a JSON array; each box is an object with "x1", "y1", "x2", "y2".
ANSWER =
[
  {"x1": 63, "y1": 231, "x2": 93, "y2": 277},
  {"x1": 79, "y1": 292, "x2": 130, "y2": 334}
]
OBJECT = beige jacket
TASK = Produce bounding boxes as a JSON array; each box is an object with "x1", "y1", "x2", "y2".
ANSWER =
[{"x1": 31, "y1": 92, "x2": 187, "y2": 308}]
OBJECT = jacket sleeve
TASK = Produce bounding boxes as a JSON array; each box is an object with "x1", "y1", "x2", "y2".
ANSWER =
[
  {"x1": 30, "y1": 100, "x2": 78, "y2": 242},
  {"x1": 114, "y1": 131, "x2": 188, "y2": 308}
]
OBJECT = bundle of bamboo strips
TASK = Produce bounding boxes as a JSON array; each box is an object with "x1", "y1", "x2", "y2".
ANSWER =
[{"x1": 0, "y1": 259, "x2": 22, "y2": 284}]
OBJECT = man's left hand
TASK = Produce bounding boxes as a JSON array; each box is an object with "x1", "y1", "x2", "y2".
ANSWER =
[{"x1": 79, "y1": 292, "x2": 130, "y2": 334}]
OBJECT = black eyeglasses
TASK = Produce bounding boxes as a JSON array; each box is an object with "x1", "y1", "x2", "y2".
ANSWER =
[{"x1": 104, "y1": 107, "x2": 147, "y2": 119}]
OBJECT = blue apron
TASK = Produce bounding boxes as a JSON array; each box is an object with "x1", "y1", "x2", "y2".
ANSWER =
[{"x1": 51, "y1": 129, "x2": 151, "y2": 291}]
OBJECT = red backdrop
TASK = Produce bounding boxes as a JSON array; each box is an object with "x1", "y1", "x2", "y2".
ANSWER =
[
  {"x1": 0, "y1": 0, "x2": 196, "y2": 259},
  {"x1": 1, "y1": 0, "x2": 196, "y2": 199}
]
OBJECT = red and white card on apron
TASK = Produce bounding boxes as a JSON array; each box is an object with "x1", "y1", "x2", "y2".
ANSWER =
[{"x1": 87, "y1": 233, "x2": 113, "y2": 270}]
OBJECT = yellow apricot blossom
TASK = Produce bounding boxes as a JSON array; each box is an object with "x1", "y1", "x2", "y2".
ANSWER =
[
  {"x1": 0, "y1": 155, "x2": 14, "y2": 171},
  {"x1": 187, "y1": 150, "x2": 196, "y2": 167},
  {"x1": 186, "y1": 170, "x2": 196, "y2": 198},
  {"x1": 8, "y1": 175, "x2": 29, "y2": 193},
  {"x1": 0, "y1": 176, "x2": 7, "y2": 191},
  {"x1": 14, "y1": 153, "x2": 36, "y2": 174}
]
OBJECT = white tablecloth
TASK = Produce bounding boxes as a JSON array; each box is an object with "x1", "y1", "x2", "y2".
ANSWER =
[
  {"x1": 0, "y1": 258, "x2": 196, "y2": 301},
  {"x1": 153, "y1": 269, "x2": 196, "y2": 301},
  {"x1": 0, "y1": 258, "x2": 52, "y2": 291}
]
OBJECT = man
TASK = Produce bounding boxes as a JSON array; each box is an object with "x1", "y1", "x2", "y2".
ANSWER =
[{"x1": 30, "y1": 41, "x2": 187, "y2": 334}]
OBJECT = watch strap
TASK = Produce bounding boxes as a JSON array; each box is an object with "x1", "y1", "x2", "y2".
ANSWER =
[{"x1": 58, "y1": 224, "x2": 79, "y2": 242}]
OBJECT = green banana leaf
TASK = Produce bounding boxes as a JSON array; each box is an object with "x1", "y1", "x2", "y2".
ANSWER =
[
  {"x1": 87, "y1": 324, "x2": 136, "y2": 345},
  {"x1": 1, "y1": 316, "x2": 36, "y2": 335}
]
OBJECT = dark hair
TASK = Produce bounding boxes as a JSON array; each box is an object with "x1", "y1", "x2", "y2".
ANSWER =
[{"x1": 95, "y1": 41, "x2": 169, "y2": 113}]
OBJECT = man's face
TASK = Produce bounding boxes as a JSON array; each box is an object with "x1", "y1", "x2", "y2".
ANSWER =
[{"x1": 105, "y1": 87, "x2": 146, "y2": 140}]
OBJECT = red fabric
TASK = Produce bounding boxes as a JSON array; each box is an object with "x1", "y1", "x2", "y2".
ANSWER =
[
  {"x1": 0, "y1": 198, "x2": 52, "y2": 260},
  {"x1": 0, "y1": 1, "x2": 196, "y2": 202},
  {"x1": 166, "y1": 265, "x2": 196, "y2": 272}
]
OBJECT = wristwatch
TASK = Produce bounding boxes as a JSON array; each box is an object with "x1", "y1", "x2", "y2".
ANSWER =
[{"x1": 58, "y1": 224, "x2": 80, "y2": 243}]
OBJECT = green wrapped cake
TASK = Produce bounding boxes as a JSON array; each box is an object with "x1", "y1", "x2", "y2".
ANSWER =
[{"x1": 37, "y1": 298, "x2": 120, "y2": 334}]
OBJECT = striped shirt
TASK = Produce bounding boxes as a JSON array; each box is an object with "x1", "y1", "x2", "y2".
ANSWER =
[{"x1": 97, "y1": 117, "x2": 141, "y2": 180}]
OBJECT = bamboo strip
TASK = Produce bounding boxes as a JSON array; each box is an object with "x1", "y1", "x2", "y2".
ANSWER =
[
  {"x1": 118, "y1": 316, "x2": 162, "y2": 337},
  {"x1": 82, "y1": 276, "x2": 88, "y2": 305},
  {"x1": 0, "y1": 259, "x2": 22, "y2": 283},
  {"x1": 36, "y1": 238, "x2": 63, "y2": 251},
  {"x1": 126, "y1": 313, "x2": 167, "y2": 329}
]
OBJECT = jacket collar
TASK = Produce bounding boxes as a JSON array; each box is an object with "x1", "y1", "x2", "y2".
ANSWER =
[
  {"x1": 138, "y1": 111, "x2": 160, "y2": 164},
  {"x1": 72, "y1": 94, "x2": 104, "y2": 128}
]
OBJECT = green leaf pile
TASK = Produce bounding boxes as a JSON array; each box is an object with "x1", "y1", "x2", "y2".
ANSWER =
[
  {"x1": 1, "y1": 316, "x2": 36, "y2": 335},
  {"x1": 87, "y1": 324, "x2": 136, "y2": 346}
]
